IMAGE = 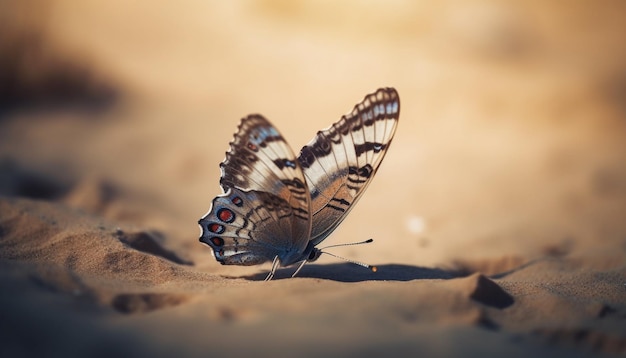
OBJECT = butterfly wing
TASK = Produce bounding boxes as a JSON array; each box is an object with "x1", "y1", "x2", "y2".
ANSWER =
[
  {"x1": 298, "y1": 87, "x2": 400, "y2": 246},
  {"x1": 199, "y1": 187, "x2": 308, "y2": 266},
  {"x1": 199, "y1": 115, "x2": 312, "y2": 266}
]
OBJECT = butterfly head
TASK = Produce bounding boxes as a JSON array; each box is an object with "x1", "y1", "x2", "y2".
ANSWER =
[{"x1": 306, "y1": 247, "x2": 323, "y2": 262}]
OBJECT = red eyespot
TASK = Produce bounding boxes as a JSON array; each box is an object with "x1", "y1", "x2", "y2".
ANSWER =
[
  {"x1": 208, "y1": 223, "x2": 225, "y2": 234},
  {"x1": 211, "y1": 237, "x2": 224, "y2": 246},
  {"x1": 217, "y1": 208, "x2": 235, "y2": 223},
  {"x1": 231, "y1": 196, "x2": 243, "y2": 207}
]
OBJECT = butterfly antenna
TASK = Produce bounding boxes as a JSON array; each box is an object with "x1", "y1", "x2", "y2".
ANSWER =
[
  {"x1": 320, "y1": 251, "x2": 377, "y2": 272},
  {"x1": 320, "y1": 239, "x2": 377, "y2": 272},
  {"x1": 320, "y1": 238, "x2": 374, "y2": 250}
]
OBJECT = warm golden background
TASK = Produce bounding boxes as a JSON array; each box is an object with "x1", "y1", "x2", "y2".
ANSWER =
[{"x1": 1, "y1": 1, "x2": 625, "y2": 356}]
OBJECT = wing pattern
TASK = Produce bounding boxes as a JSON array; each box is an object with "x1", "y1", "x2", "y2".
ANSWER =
[
  {"x1": 298, "y1": 88, "x2": 400, "y2": 245},
  {"x1": 199, "y1": 88, "x2": 400, "y2": 274}
]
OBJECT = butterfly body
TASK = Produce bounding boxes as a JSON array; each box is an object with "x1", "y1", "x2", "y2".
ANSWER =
[{"x1": 199, "y1": 88, "x2": 399, "y2": 277}]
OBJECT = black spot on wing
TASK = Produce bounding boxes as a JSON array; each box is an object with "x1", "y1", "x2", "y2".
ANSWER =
[
  {"x1": 299, "y1": 146, "x2": 316, "y2": 169},
  {"x1": 273, "y1": 158, "x2": 297, "y2": 169},
  {"x1": 354, "y1": 142, "x2": 386, "y2": 156},
  {"x1": 324, "y1": 196, "x2": 352, "y2": 213},
  {"x1": 281, "y1": 177, "x2": 307, "y2": 191},
  {"x1": 298, "y1": 132, "x2": 333, "y2": 169},
  {"x1": 326, "y1": 204, "x2": 346, "y2": 213},
  {"x1": 331, "y1": 197, "x2": 351, "y2": 207},
  {"x1": 348, "y1": 164, "x2": 374, "y2": 181},
  {"x1": 312, "y1": 132, "x2": 332, "y2": 157}
]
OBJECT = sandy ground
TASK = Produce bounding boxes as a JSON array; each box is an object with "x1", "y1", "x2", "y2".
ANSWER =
[{"x1": 1, "y1": 1, "x2": 626, "y2": 356}]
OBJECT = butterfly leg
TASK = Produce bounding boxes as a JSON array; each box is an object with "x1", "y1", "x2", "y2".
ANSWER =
[
  {"x1": 291, "y1": 260, "x2": 307, "y2": 278},
  {"x1": 264, "y1": 255, "x2": 280, "y2": 281}
]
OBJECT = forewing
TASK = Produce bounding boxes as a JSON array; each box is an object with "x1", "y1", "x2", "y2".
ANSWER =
[
  {"x1": 298, "y1": 87, "x2": 400, "y2": 245},
  {"x1": 218, "y1": 115, "x2": 311, "y2": 242},
  {"x1": 199, "y1": 115, "x2": 312, "y2": 266}
]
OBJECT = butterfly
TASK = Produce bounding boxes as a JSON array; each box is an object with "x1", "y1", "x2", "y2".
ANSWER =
[{"x1": 198, "y1": 88, "x2": 400, "y2": 280}]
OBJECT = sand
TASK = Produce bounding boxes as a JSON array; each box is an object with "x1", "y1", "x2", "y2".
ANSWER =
[{"x1": 1, "y1": 1, "x2": 626, "y2": 357}]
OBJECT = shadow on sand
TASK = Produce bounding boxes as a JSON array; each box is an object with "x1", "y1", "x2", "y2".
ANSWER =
[{"x1": 243, "y1": 263, "x2": 461, "y2": 282}]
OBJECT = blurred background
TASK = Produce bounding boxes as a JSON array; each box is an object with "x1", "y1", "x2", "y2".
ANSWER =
[{"x1": 1, "y1": 0, "x2": 625, "y2": 272}]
